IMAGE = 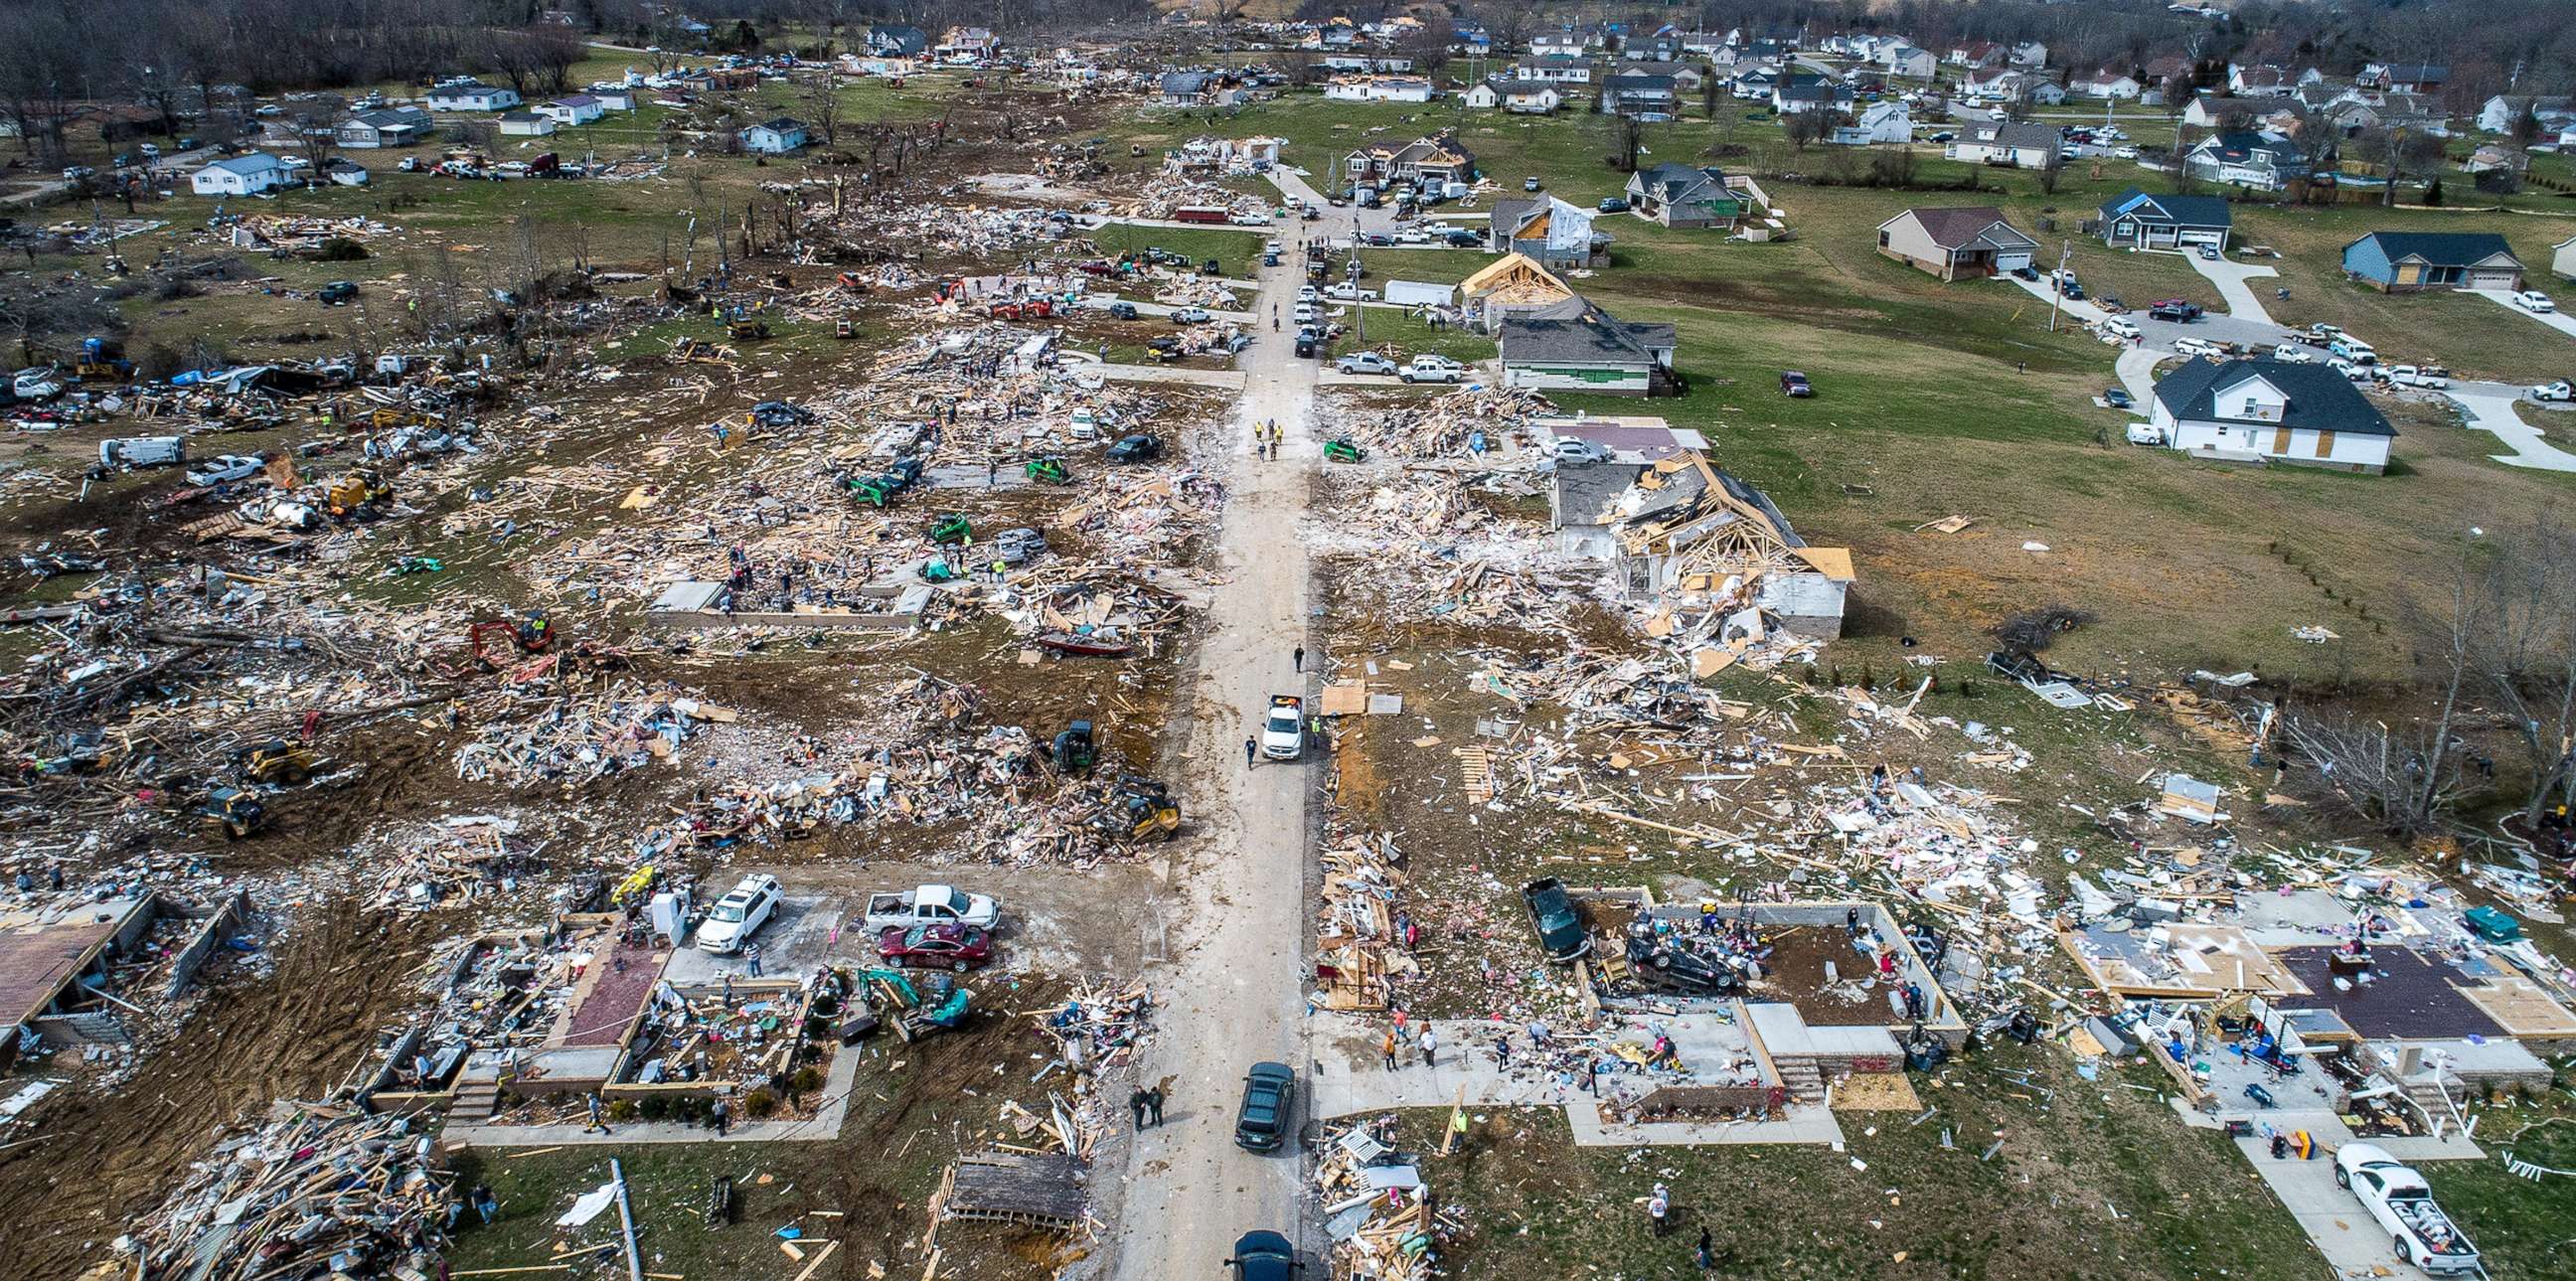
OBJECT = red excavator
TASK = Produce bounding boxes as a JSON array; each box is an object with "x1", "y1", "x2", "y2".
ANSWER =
[{"x1": 466, "y1": 613, "x2": 555, "y2": 670}]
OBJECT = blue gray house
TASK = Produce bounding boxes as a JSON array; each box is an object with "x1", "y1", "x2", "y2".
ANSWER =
[
  {"x1": 2095, "y1": 189, "x2": 2232, "y2": 250},
  {"x1": 2340, "y1": 232, "x2": 2524, "y2": 292}
]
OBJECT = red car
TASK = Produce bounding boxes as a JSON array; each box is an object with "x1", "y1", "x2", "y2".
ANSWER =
[{"x1": 877, "y1": 923, "x2": 993, "y2": 972}]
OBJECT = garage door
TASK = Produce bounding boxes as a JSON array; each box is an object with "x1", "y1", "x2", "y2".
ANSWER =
[
  {"x1": 1995, "y1": 249, "x2": 2033, "y2": 272},
  {"x1": 2470, "y1": 269, "x2": 2520, "y2": 290}
]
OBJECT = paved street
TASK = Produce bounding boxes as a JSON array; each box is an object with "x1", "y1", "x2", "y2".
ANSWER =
[{"x1": 1108, "y1": 249, "x2": 1318, "y2": 1280}]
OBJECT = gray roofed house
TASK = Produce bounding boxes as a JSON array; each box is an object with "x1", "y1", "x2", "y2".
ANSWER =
[
  {"x1": 2149, "y1": 357, "x2": 2394, "y2": 472},
  {"x1": 2096, "y1": 188, "x2": 2233, "y2": 249},
  {"x1": 1947, "y1": 120, "x2": 2061, "y2": 168},
  {"x1": 1600, "y1": 73, "x2": 1679, "y2": 116},
  {"x1": 1499, "y1": 298, "x2": 1678, "y2": 398},
  {"x1": 1624, "y1": 163, "x2": 1744, "y2": 230}
]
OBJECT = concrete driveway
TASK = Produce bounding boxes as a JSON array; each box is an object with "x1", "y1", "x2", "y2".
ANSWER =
[
  {"x1": 2443, "y1": 383, "x2": 2576, "y2": 471},
  {"x1": 2181, "y1": 249, "x2": 2285, "y2": 326},
  {"x1": 2235, "y1": 1130, "x2": 2432, "y2": 1280},
  {"x1": 2466, "y1": 287, "x2": 2576, "y2": 342},
  {"x1": 2114, "y1": 346, "x2": 2165, "y2": 413}
]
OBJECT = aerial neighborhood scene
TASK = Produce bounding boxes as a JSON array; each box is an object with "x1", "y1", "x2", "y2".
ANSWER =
[{"x1": 12, "y1": 0, "x2": 2576, "y2": 1277}]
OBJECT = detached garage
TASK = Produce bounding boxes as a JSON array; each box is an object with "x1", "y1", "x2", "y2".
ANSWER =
[{"x1": 2340, "y1": 232, "x2": 2524, "y2": 292}]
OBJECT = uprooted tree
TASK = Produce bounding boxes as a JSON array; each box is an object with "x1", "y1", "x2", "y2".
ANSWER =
[{"x1": 1992, "y1": 604, "x2": 2097, "y2": 658}]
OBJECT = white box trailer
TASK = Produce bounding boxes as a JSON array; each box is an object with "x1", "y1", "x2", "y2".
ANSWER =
[{"x1": 1383, "y1": 279, "x2": 1457, "y2": 309}]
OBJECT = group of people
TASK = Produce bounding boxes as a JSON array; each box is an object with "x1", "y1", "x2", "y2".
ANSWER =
[
  {"x1": 1127, "y1": 1083, "x2": 1167, "y2": 1128},
  {"x1": 1253, "y1": 418, "x2": 1285, "y2": 460}
]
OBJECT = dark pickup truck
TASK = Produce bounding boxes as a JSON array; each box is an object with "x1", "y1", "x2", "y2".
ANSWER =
[{"x1": 1522, "y1": 878, "x2": 1591, "y2": 963}]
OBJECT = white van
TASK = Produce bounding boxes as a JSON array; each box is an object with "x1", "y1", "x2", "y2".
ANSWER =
[{"x1": 98, "y1": 436, "x2": 186, "y2": 469}]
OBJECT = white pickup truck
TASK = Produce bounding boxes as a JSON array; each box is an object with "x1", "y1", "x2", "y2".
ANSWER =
[
  {"x1": 1260, "y1": 694, "x2": 1304, "y2": 761},
  {"x1": 1398, "y1": 354, "x2": 1465, "y2": 385},
  {"x1": 2334, "y1": 1143, "x2": 2482, "y2": 1276},
  {"x1": 864, "y1": 883, "x2": 1001, "y2": 932}
]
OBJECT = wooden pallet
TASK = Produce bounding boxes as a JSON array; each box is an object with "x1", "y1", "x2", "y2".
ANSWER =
[{"x1": 1453, "y1": 745, "x2": 1493, "y2": 804}]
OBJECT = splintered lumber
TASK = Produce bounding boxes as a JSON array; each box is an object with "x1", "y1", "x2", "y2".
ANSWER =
[{"x1": 790, "y1": 1239, "x2": 841, "y2": 1281}]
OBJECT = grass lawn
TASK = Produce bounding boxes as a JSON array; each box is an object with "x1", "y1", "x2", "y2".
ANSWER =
[
  {"x1": 1325, "y1": 305, "x2": 1496, "y2": 366},
  {"x1": 1385, "y1": 1052, "x2": 2300, "y2": 1280}
]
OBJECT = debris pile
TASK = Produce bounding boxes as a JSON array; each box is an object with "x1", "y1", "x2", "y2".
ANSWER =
[
  {"x1": 452, "y1": 681, "x2": 728, "y2": 788},
  {"x1": 1312, "y1": 1114, "x2": 1464, "y2": 1281},
  {"x1": 117, "y1": 1105, "x2": 456, "y2": 1279}
]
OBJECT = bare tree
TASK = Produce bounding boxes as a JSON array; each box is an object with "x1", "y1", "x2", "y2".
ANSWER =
[
  {"x1": 1783, "y1": 108, "x2": 1828, "y2": 153},
  {"x1": 288, "y1": 106, "x2": 340, "y2": 178},
  {"x1": 1604, "y1": 113, "x2": 1646, "y2": 172},
  {"x1": 2470, "y1": 515, "x2": 2576, "y2": 821},
  {"x1": 802, "y1": 64, "x2": 844, "y2": 146},
  {"x1": 2284, "y1": 542, "x2": 2485, "y2": 837}
]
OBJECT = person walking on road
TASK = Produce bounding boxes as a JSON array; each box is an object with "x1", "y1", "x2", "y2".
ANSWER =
[
  {"x1": 711, "y1": 1096, "x2": 729, "y2": 1137},
  {"x1": 1293, "y1": 645, "x2": 1305, "y2": 674},
  {"x1": 1244, "y1": 735, "x2": 1257, "y2": 766},
  {"x1": 1130, "y1": 1087, "x2": 1149, "y2": 1129},
  {"x1": 1420, "y1": 1027, "x2": 1439, "y2": 1067},
  {"x1": 1381, "y1": 1030, "x2": 1398, "y2": 1071},
  {"x1": 584, "y1": 1092, "x2": 611, "y2": 1135}
]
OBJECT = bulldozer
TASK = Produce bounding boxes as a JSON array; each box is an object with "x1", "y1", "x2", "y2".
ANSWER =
[
  {"x1": 859, "y1": 967, "x2": 971, "y2": 1041},
  {"x1": 1096, "y1": 775, "x2": 1180, "y2": 843},
  {"x1": 326, "y1": 469, "x2": 392, "y2": 518},
  {"x1": 724, "y1": 312, "x2": 772, "y2": 342},
  {"x1": 849, "y1": 474, "x2": 902, "y2": 507},
  {"x1": 235, "y1": 738, "x2": 315, "y2": 786},
  {"x1": 75, "y1": 337, "x2": 134, "y2": 381},
  {"x1": 1025, "y1": 456, "x2": 1070, "y2": 486},
  {"x1": 198, "y1": 786, "x2": 268, "y2": 840},
  {"x1": 927, "y1": 514, "x2": 973, "y2": 546},
  {"x1": 1052, "y1": 721, "x2": 1098, "y2": 774},
  {"x1": 1323, "y1": 438, "x2": 1367, "y2": 464}
]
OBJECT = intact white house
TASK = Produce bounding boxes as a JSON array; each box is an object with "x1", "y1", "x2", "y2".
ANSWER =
[
  {"x1": 1833, "y1": 100, "x2": 1912, "y2": 145},
  {"x1": 536, "y1": 94, "x2": 604, "y2": 126},
  {"x1": 2150, "y1": 357, "x2": 2394, "y2": 473},
  {"x1": 737, "y1": 117, "x2": 811, "y2": 153},
  {"x1": 191, "y1": 152, "x2": 288, "y2": 197},
  {"x1": 1324, "y1": 77, "x2": 1435, "y2": 104},
  {"x1": 423, "y1": 82, "x2": 522, "y2": 112}
]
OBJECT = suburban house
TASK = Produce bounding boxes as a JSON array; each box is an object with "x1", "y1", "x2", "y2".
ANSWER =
[
  {"x1": 2026, "y1": 80, "x2": 2071, "y2": 106},
  {"x1": 935, "y1": 26, "x2": 997, "y2": 64},
  {"x1": 536, "y1": 94, "x2": 603, "y2": 126},
  {"x1": 1773, "y1": 80, "x2": 1854, "y2": 114},
  {"x1": 1343, "y1": 133, "x2": 1475, "y2": 187},
  {"x1": 2340, "y1": 232, "x2": 2525, "y2": 292},
  {"x1": 2076, "y1": 69, "x2": 2144, "y2": 99},
  {"x1": 1530, "y1": 30, "x2": 1589, "y2": 59},
  {"x1": 1950, "y1": 41, "x2": 2006, "y2": 70},
  {"x1": 335, "y1": 106, "x2": 430, "y2": 149},
  {"x1": 2010, "y1": 41, "x2": 2048, "y2": 68},
  {"x1": 496, "y1": 110, "x2": 557, "y2": 137},
  {"x1": 1498, "y1": 296, "x2": 1678, "y2": 398},
  {"x1": 423, "y1": 82, "x2": 520, "y2": 112},
  {"x1": 2228, "y1": 65, "x2": 2297, "y2": 97},
  {"x1": 1875, "y1": 206, "x2": 2038, "y2": 280},
  {"x1": 1461, "y1": 78, "x2": 1562, "y2": 113},
  {"x1": 2095, "y1": 189, "x2": 2233, "y2": 250},
  {"x1": 588, "y1": 88, "x2": 637, "y2": 111},
  {"x1": 2183, "y1": 130, "x2": 2308, "y2": 191},
  {"x1": 1624, "y1": 163, "x2": 1743, "y2": 229},
  {"x1": 1489, "y1": 196, "x2": 1614, "y2": 268},
  {"x1": 323, "y1": 158, "x2": 370, "y2": 187},
  {"x1": 1622, "y1": 34, "x2": 1685, "y2": 64},
  {"x1": 867, "y1": 24, "x2": 928, "y2": 57},
  {"x1": 1159, "y1": 72, "x2": 1212, "y2": 106},
  {"x1": 1513, "y1": 55, "x2": 1593, "y2": 84},
  {"x1": 2477, "y1": 94, "x2": 2576, "y2": 134},
  {"x1": 190, "y1": 151, "x2": 287, "y2": 197},
  {"x1": 2555, "y1": 236, "x2": 2576, "y2": 282},
  {"x1": 2359, "y1": 62, "x2": 2448, "y2": 94},
  {"x1": 1881, "y1": 46, "x2": 1938, "y2": 80},
  {"x1": 1946, "y1": 121, "x2": 2061, "y2": 168},
  {"x1": 2149, "y1": 357, "x2": 2396, "y2": 473},
  {"x1": 2183, "y1": 94, "x2": 2299, "y2": 130},
  {"x1": 1323, "y1": 77, "x2": 1435, "y2": 103},
  {"x1": 1554, "y1": 450, "x2": 1852, "y2": 638},
  {"x1": 1621, "y1": 61, "x2": 1705, "y2": 93},
  {"x1": 1832, "y1": 100, "x2": 1912, "y2": 145},
  {"x1": 1600, "y1": 74, "x2": 1679, "y2": 116},
  {"x1": 737, "y1": 117, "x2": 811, "y2": 154}
]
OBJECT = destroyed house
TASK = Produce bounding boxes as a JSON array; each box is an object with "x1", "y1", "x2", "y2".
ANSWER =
[
  {"x1": 1553, "y1": 451, "x2": 1851, "y2": 636},
  {"x1": 1497, "y1": 297, "x2": 1675, "y2": 397},
  {"x1": 1342, "y1": 133, "x2": 1475, "y2": 187},
  {"x1": 1487, "y1": 196, "x2": 1612, "y2": 268}
]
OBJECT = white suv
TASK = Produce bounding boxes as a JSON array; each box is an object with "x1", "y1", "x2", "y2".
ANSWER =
[{"x1": 697, "y1": 874, "x2": 783, "y2": 953}]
